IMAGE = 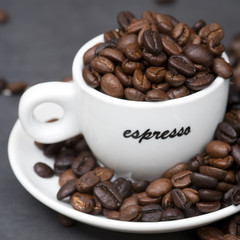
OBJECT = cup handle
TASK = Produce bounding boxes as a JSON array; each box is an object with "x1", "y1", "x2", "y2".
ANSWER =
[{"x1": 18, "y1": 81, "x2": 81, "y2": 143}]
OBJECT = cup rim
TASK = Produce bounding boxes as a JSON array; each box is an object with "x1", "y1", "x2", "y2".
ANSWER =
[{"x1": 72, "y1": 34, "x2": 229, "y2": 109}]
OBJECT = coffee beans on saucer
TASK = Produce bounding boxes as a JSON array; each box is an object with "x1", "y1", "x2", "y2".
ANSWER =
[{"x1": 82, "y1": 11, "x2": 232, "y2": 101}]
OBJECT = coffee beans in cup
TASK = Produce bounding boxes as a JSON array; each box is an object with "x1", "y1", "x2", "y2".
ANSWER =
[{"x1": 82, "y1": 11, "x2": 232, "y2": 101}]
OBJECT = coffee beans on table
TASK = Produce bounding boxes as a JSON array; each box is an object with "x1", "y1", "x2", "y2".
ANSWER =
[{"x1": 82, "y1": 11, "x2": 232, "y2": 101}]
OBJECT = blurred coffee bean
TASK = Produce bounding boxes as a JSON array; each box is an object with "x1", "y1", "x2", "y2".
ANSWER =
[
  {"x1": 213, "y1": 57, "x2": 233, "y2": 79},
  {"x1": 132, "y1": 180, "x2": 150, "y2": 193},
  {"x1": 215, "y1": 122, "x2": 237, "y2": 145},
  {"x1": 161, "y1": 191, "x2": 173, "y2": 209},
  {"x1": 117, "y1": 11, "x2": 135, "y2": 31},
  {"x1": 224, "y1": 186, "x2": 240, "y2": 206},
  {"x1": 102, "y1": 209, "x2": 120, "y2": 220},
  {"x1": 59, "y1": 169, "x2": 77, "y2": 187},
  {"x1": 57, "y1": 179, "x2": 76, "y2": 200},
  {"x1": 34, "y1": 162, "x2": 54, "y2": 178},
  {"x1": 161, "y1": 208, "x2": 184, "y2": 220},
  {"x1": 197, "y1": 226, "x2": 225, "y2": 240},
  {"x1": 0, "y1": 78, "x2": 7, "y2": 92},
  {"x1": 58, "y1": 214, "x2": 76, "y2": 227},
  {"x1": 61, "y1": 76, "x2": 72, "y2": 82},
  {"x1": 70, "y1": 192, "x2": 94, "y2": 213},
  {"x1": 119, "y1": 205, "x2": 142, "y2": 221},
  {"x1": 141, "y1": 204, "x2": 162, "y2": 222},
  {"x1": 7, "y1": 81, "x2": 28, "y2": 94},
  {"x1": 0, "y1": 10, "x2": 8, "y2": 24},
  {"x1": 113, "y1": 178, "x2": 132, "y2": 199},
  {"x1": 155, "y1": 14, "x2": 174, "y2": 34},
  {"x1": 192, "y1": 20, "x2": 206, "y2": 33}
]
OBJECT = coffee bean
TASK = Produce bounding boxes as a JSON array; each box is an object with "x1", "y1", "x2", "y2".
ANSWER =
[
  {"x1": 196, "y1": 201, "x2": 221, "y2": 213},
  {"x1": 73, "y1": 137, "x2": 90, "y2": 153},
  {"x1": 215, "y1": 122, "x2": 237, "y2": 145},
  {"x1": 207, "y1": 37, "x2": 225, "y2": 57},
  {"x1": 212, "y1": 57, "x2": 233, "y2": 79},
  {"x1": 168, "y1": 55, "x2": 196, "y2": 77},
  {"x1": 132, "y1": 181, "x2": 150, "y2": 193},
  {"x1": 95, "y1": 41, "x2": 117, "y2": 55},
  {"x1": 146, "y1": 66, "x2": 166, "y2": 83},
  {"x1": 57, "y1": 179, "x2": 76, "y2": 200},
  {"x1": 138, "y1": 192, "x2": 162, "y2": 205},
  {"x1": 117, "y1": 11, "x2": 135, "y2": 31},
  {"x1": 120, "y1": 195, "x2": 139, "y2": 211},
  {"x1": 199, "y1": 23, "x2": 224, "y2": 44},
  {"x1": 124, "y1": 87, "x2": 145, "y2": 101},
  {"x1": 161, "y1": 191, "x2": 173, "y2": 209},
  {"x1": 121, "y1": 59, "x2": 145, "y2": 75},
  {"x1": 155, "y1": 14, "x2": 174, "y2": 34},
  {"x1": 141, "y1": 204, "x2": 162, "y2": 222},
  {"x1": 93, "y1": 181, "x2": 123, "y2": 210},
  {"x1": 199, "y1": 166, "x2": 227, "y2": 180},
  {"x1": 161, "y1": 34, "x2": 182, "y2": 56},
  {"x1": 184, "y1": 44, "x2": 213, "y2": 67},
  {"x1": 223, "y1": 234, "x2": 240, "y2": 240},
  {"x1": 104, "y1": 30, "x2": 121, "y2": 42},
  {"x1": 142, "y1": 30, "x2": 163, "y2": 54},
  {"x1": 7, "y1": 81, "x2": 28, "y2": 94},
  {"x1": 171, "y1": 170, "x2": 192, "y2": 188},
  {"x1": 206, "y1": 140, "x2": 232, "y2": 158},
  {"x1": 172, "y1": 23, "x2": 191, "y2": 46},
  {"x1": 224, "y1": 170, "x2": 236, "y2": 183},
  {"x1": 224, "y1": 186, "x2": 240, "y2": 206},
  {"x1": 126, "y1": 19, "x2": 149, "y2": 34},
  {"x1": 162, "y1": 162, "x2": 188, "y2": 179},
  {"x1": 161, "y1": 208, "x2": 184, "y2": 221},
  {"x1": 146, "y1": 178, "x2": 173, "y2": 198},
  {"x1": 165, "y1": 70, "x2": 186, "y2": 87},
  {"x1": 83, "y1": 43, "x2": 101, "y2": 65},
  {"x1": 119, "y1": 205, "x2": 142, "y2": 221},
  {"x1": 75, "y1": 171, "x2": 100, "y2": 193},
  {"x1": 102, "y1": 209, "x2": 120, "y2": 220},
  {"x1": 90, "y1": 56, "x2": 114, "y2": 74},
  {"x1": 224, "y1": 110, "x2": 240, "y2": 134},
  {"x1": 125, "y1": 43, "x2": 142, "y2": 61},
  {"x1": 101, "y1": 73, "x2": 124, "y2": 98},
  {"x1": 145, "y1": 89, "x2": 169, "y2": 101},
  {"x1": 182, "y1": 188, "x2": 200, "y2": 204},
  {"x1": 142, "y1": 49, "x2": 167, "y2": 66},
  {"x1": 99, "y1": 48, "x2": 125, "y2": 64},
  {"x1": 183, "y1": 206, "x2": 201, "y2": 218},
  {"x1": 113, "y1": 178, "x2": 132, "y2": 199},
  {"x1": 190, "y1": 172, "x2": 218, "y2": 189},
  {"x1": 197, "y1": 226, "x2": 225, "y2": 240},
  {"x1": 167, "y1": 85, "x2": 190, "y2": 99},
  {"x1": 59, "y1": 169, "x2": 77, "y2": 187},
  {"x1": 217, "y1": 182, "x2": 234, "y2": 193},
  {"x1": 116, "y1": 33, "x2": 138, "y2": 53},
  {"x1": 188, "y1": 153, "x2": 205, "y2": 172},
  {"x1": 0, "y1": 10, "x2": 8, "y2": 24},
  {"x1": 54, "y1": 150, "x2": 75, "y2": 171},
  {"x1": 232, "y1": 144, "x2": 240, "y2": 166},
  {"x1": 152, "y1": 82, "x2": 170, "y2": 92},
  {"x1": 92, "y1": 167, "x2": 114, "y2": 181},
  {"x1": 192, "y1": 20, "x2": 206, "y2": 33},
  {"x1": 83, "y1": 65, "x2": 101, "y2": 88},
  {"x1": 198, "y1": 189, "x2": 223, "y2": 202},
  {"x1": 34, "y1": 162, "x2": 54, "y2": 178},
  {"x1": 132, "y1": 69, "x2": 151, "y2": 92},
  {"x1": 115, "y1": 66, "x2": 133, "y2": 87},
  {"x1": 226, "y1": 215, "x2": 240, "y2": 236},
  {"x1": 171, "y1": 189, "x2": 191, "y2": 210},
  {"x1": 208, "y1": 156, "x2": 234, "y2": 170},
  {"x1": 58, "y1": 214, "x2": 76, "y2": 227},
  {"x1": 70, "y1": 192, "x2": 94, "y2": 213},
  {"x1": 72, "y1": 151, "x2": 96, "y2": 177}
]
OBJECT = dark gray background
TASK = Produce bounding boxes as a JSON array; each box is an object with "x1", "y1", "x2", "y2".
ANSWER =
[{"x1": 0, "y1": 0, "x2": 239, "y2": 239}]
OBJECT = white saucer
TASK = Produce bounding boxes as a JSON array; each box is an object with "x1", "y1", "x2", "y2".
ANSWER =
[{"x1": 8, "y1": 120, "x2": 240, "y2": 234}]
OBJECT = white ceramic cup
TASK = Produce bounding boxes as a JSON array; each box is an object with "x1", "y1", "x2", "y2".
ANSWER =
[{"x1": 19, "y1": 34, "x2": 230, "y2": 181}]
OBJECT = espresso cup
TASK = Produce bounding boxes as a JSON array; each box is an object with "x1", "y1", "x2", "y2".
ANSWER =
[{"x1": 18, "y1": 34, "x2": 230, "y2": 181}]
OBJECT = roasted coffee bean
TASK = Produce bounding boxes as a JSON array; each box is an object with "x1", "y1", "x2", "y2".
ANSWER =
[
  {"x1": 224, "y1": 186, "x2": 240, "y2": 206},
  {"x1": 198, "y1": 189, "x2": 223, "y2": 202},
  {"x1": 188, "y1": 153, "x2": 206, "y2": 172},
  {"x1": 132, "y1": 181, "x2": 150, "y2": 193},
  {"x1": 0, "y1": 78, "x2": 7, "y2": 91},
  {"x1": 145, "y1": 89, "x2": 169, "y2": 101},
  {"x1": 116, "y1": 33, "x2": 138, "y2": 53},
  {"x1": 152, "y1": 82, "x2": 170, "y2": 92},
  {"x1": 183, "y1": 206, "x2": 201, "y2": 218},
  {"x1": 124, "y1": 87, "x2": 145, "y2": 101},
  {"x1": 117, "y1": 11, "x2": 135, "y2": 31},
  {"x1": 168, "y1": 55, "x2": 196, "y2": 77},
  {"x1": 102, "y1": 209, "x2": 120, "y2": 220},
  {"x1": 207, "y1": 37, "x2": 225, "y2": 57},
  {"x1": 146, "y1": 178, "x2": 173, "y2": 198},
  {"x1": 57, "y1": 179, "x2": 76, "y2": 200},
  {"x1": 0, "y1": 10, "x2": 8, "y2": 24},
  {"x1": 172, "y1": 23, "x2": 191, "y2": 46},
  {"x1": 171, "y1": 170, "x2": 192, "y2": 188},
  {"x1": 161, "y1": 34, "x2": 182, "y2": 56},
  {"x1": 83, "y1": 65, "x2": 101, "y2": 88},
  {"x1": 165, "y1": 14, "x2": 179, "y2": 26},
  {"x1": 190, "y1": 172, "x2": 218, "y2": 189},
  {"x1": 196, "y1": 201, "x2": 221, "y2": 213},
  {"x1": 125, "y1": 43, "x2": 142, "y2": 61},
  {"x1": 161, "y1": 207, "x2": 184, "y2": 221},
  {"x1": 75, "y1": 171, "x2": 100, "y2": 193},
  {"x1": 208, "y1": 156, "x2": 234, "y2": 170},
  {"x1": 212, "y1": 57, "x2": 233, "y2": 79},
  {"x1": 94, "y1": 41, "x2": 117, "y2": 55},
  {"x1": 165, "y1": 71, "x2": 186, "y2": 87},
  {"x1": 232, "y1": 144, "x2": 240, "y2": 166},
  {"x1": 184, "y1": 44, "x2": 213, "y2": 67},
  {"x1": 146, "y1": 66, "x2": 166, "y2": 83},
  {"x1": 34, "y1": 162, "x2": 54, "y2": 178},
  {"x1": 199, "y1": 166, "x2": 227, "y2": 180},
  {"x1": 114, "y1": 66, "x2": 133, "y2": 87},
  {"x1": 43, "y1": 142, "x2": 63, "y2": 158},
  {"x1": 217, "y1": 182, "x2": 234, "y2": 193},
  {"x1": 54, "y1": 150, "x2": 75, "y2": 170},
  {"x1": 182, "y1": 188, "x2": 200, "y2": 204},
  {"x1": 142, "y1": 49, "x2": 167, "y2": 66},
  {"x1": 72, "y1": 151, "x2": 96, "y2": 177},
  {"x1": 92, "y1": 167, "x2": 114, "y2": 181},
  {"x1": 120, "y1": 195, "x2": 139, "y2": 211},
  {"x1": 90, "y1": 56, "x2": 114, "y2": 74},
  {"x1": 192, "y1": 19, "x2": 206, "y2": 33},
  {"x1": 161, "y1": 191, "x2": 173, "y2": 209},
  {"x1": 141, "y1": 204, "x2": 162, "y2": 222},
  {"x1": 197, "y1": 226, "x2": 225, "y2": 240},
  {"x1": 70, "y1": 192, "x2": 94, "y2": 213},
  {"x1": 223, "y1": 234, "x2": 240, "y2": 240},
  {"x1": 138, "y1": 192, "x2": 162, "y2": 205},
  {"x1": 121, "y1": 59, "x2": 145, "y2": 75},
  {"x1": 155, "y1": 14, "x2": 174, "y2": 34},
  {"x1": 119, "y1": 205, "x2": 142, "y2": 221},
  {"x1": 104, "y1": 30, "x2": 121, "y2": 42},
  {"x1": 92, "y1": 196, "x2": 102, "y2": 215},
  {"x1": 137, "y1": 22, "x2": 152, "y2": 47},
  {"x1": 132, "y1": 69, "x2": 151, "y2": 92},
  {"x1": 224, "y1": 110, "x2": 240, "y2": 134},
  {"x1": 206, "y1": 140, "x2": 232, "y2": 158},
  {"x1": 58, "y1": 214, "x2": 76, "y2": 227},
  {"x1": 126, "y1": 19, "x2": 149, "y2": 34},
  {"x1": 171, "y1": 189, "x2": 191, "y2": 210},
  {"x1": 224, "y1": 170, "x2": 236, "y2": 183},
  {"x1": 83, "y1": 43, "x2": 101, "y2": 65},
  {"x1": 7, "y1": 81, "x2": 28, "y2": 94},
  {"x1": 73, "y1": 137, "x2": 90, "y2": 153},
  {"x1": 113, "y1": 178, "x2": 132, "y2": 199},
  {"x1": 142, "y1": 30, "x2": 163, "y2": 54},
  {"x1": 215, "y1": 122, "x2": 237, "y2": 145},
  {"x1": 199, "y1": 23, "x2": 224, "y2": 43},
  {"x1": 162, "y1": 162, "x2": 188, "y2": 179},
  {"x1": 59, "y1": 169, "x2": 77, "y2": 187},
  {"x1": 93, "y1": 181, "x2": 123, "y2": 210},
  {"x1": 101, "y1": 73, "x2": 124, "y2": 98},
  {"x1": 227, "y1": 215, "x2": 240, "y2": 236},
  {"x1": 167, "y1": 85, "x2": 190, "y2": 99},
  {"x1": 99, "y1": 48, "x2": 125, "y2": 64}
]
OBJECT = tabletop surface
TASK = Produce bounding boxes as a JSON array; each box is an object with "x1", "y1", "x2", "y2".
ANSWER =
[{"x1": 1, "y1": 0, "x2": 240, "y2": 239}]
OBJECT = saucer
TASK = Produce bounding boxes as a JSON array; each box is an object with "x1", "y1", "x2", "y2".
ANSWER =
[{"x1": 8, "y1": 120, "x2": 240, "y2": 234}]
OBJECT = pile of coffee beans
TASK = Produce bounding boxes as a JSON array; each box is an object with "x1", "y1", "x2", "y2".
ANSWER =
[{"x1": 82, "y1": 11, "x2": 232, "y2": 101}]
